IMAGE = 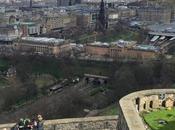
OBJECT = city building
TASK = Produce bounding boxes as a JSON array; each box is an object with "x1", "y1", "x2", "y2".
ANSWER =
[
  {"x1": 82, "y1": 0, "x2": 142, "y2": 8},
  {"x1": 0, "y1": 7, "x2": 21, "y2": 25},
  {"x1": 0, "y1": 36, "x2": 14, "y2": 55},
  {"x1": 137, "y1": 6, "x2": 172, "y2": 24},
  {"x1": 75, "y1": 8, "x2": 99, "y2": 29},
  {"x1": 43, "y1": 12, "x2": 76, "y2": 32},
  {"x1": 14, "y1": 37, "x2": 72, "y2": 56},
  {"x1": 8, "y1": 22, "x2": 41, "y2": 37},
  {"x1": 117, "y1": 6, "x2": 136, "y2": 20},
  {"x1": 86, "y1": 42, "x2": 110, "y2": 57},
  {"x1": 57, "y1": 0, "x2": 81, "y2": 6},
  {"x1": 0, "y1": 25, "x2": 21, "y2": 39},
  {"x1": 110, "y1": 44, "x2": 158, "y2": 60},
  {"x1": 86, "y1": 40, "x2": 159, "y2": 60}
]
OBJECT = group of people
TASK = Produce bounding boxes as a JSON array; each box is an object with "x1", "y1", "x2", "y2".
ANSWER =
[{"x1": 13, "y1": 115, "x2": 44, "y2": 130}]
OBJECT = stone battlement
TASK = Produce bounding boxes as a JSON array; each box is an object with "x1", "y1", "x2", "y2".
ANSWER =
[
  {"x1": 0, "y1": 116, "x2": 118, "y2": 130},
  {"x1": 118, "y1": 89, "x2": 175, "y2": 130}
]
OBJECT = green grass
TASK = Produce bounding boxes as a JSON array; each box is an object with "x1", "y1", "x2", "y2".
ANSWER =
[
  {"x1": 34, "y1": 74, "x2": 57, "y2": 88},
  {"x1": 98, "y1": 31, "x2": 139, "y2": 43},
  {"x1": 0, "y1": 58, "x2": 10, "y2": 71},
  {"x1": 99, "y1": 104, "x2": 118, "y2": 116},
  {"x1": 75, "y1": 30, "x2": 139, "y2": 44},
  {"x1": 143, "y1": 109, "x2": 175, "y2": 130}
]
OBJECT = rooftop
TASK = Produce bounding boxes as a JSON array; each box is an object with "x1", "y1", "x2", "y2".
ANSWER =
[
  {"x1": 135, "y1": 45, "x2": 159, "y2": 51},
  {"x1": 88, "y1": 41, "x2": 109, "y2": 47},
  {"x1": 148, "y1": 23, "x2": 175, "y2": 33},
  {"x1": 87, "y1": 40, "x2": 159, "y2": 52},
  {"x1": 82, "y1": 0, "x2": 140, "y2": 4},
  {"x1": 20, "y1": 37, "x2": 66, "y2": 46}
]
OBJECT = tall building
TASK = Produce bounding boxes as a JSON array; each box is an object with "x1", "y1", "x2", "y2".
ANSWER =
[
  {"x1": 30, "y1": 0, "x2": 32, "y2": 8},
  {"x1": 56, "y1": 0, "x2": 79, "y2": 6}
]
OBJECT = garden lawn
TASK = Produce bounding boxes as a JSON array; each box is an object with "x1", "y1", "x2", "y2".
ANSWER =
[{"x1": 143, "y1": 109, "x2": 175, "y2": 130}]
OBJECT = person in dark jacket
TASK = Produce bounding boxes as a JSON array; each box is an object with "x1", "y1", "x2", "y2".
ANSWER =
[
  {"x1": 18, "y1": 118, "x2": 25, "y2": 130},
  {"x1": 37, "y1": 115, "x2": 44, "y2": 130}
]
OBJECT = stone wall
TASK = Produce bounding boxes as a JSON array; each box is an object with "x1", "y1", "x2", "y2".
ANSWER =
[
  {"x1": 118, "y1": 89, "x2": 175, "y2": 130},
  {"x1": 0, "y1": 116, "x2": 118, "y2": 130}
]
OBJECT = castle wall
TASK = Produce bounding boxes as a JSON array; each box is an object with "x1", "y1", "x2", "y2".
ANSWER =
[
  {"x1": 118, "y1": 89, "x2": 175, "y2": 130},
  {"x1": 0, "y1": 116, "x2": 118, "y2": 130}
]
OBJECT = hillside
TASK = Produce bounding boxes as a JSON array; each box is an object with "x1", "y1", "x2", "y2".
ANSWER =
[{"x1": 0, "y1": 55, "x2": 175, "y2": 123}]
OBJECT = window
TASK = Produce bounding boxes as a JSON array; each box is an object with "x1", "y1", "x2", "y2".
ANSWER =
[
  {"x1": 162, "y1": 100, "x2": 166, "y2": 107},
  {"x1": 149, "y1": 101, "x2": 153, "y2": 108},
  {"x1": 136, "y1": 97, "x2": 140, "y2": 111},
  {"x1": 143, "y1": 103, "x2": 146, "y2": 109}
]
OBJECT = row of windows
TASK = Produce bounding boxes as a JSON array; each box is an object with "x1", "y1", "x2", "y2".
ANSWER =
[{"x1": 21, "y1": 45, "x2": 53, "y2": 53}]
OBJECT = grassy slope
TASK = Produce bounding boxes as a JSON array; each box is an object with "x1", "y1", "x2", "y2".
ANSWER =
[
  {"x1": 143, "y1": 109, "x2": 175, "y2": 130},
  {"x1": 98, "y1": 31, "x2": 139, "y2": 43},
  {"x1": 99, "y1": 104, "x2": 118, "y2": 116},
  {"x1": 34, "y1": 74, "x2": 57, "y2": 88}
]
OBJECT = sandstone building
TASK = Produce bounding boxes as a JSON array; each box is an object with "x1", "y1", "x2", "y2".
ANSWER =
[
  {"x1": 137, "y1": 6, "x2": 172, "y2": 23},
  {"x1": 85, "y1": 41, "x2": 159, "y2": 60},
  {"x1": 14, "y1": 37, "x2": 72, "y2": 57},
  {"x1": 43, "y1": 13, "x2": 76, "y2": 32}
]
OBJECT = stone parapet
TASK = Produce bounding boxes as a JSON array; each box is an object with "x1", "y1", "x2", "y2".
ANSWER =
[
  {"x1": 118, "y1": 89, "x2": 175, "y2": 130},
  {"x1": 44, "y1": 116, "x2": 118, "y2": 130},
  {"x1": 0, "y1": 116, "x2": 118, "y2": 130}
]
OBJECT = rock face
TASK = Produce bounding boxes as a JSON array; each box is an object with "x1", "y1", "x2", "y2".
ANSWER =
[{"x1": 0, "y1": 116, "x2": 118, "y2": 130}]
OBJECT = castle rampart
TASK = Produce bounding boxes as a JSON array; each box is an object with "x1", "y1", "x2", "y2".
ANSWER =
[
  {"x1": 118, "y1": 89, "x2": 175, "y2": 130},
  {"x1": 0, "y1": 116, "x2": 118, "y2": 130}
]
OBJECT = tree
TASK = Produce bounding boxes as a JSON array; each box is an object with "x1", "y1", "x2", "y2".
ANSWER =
[
  {"x1": 112, "y1": 65, "x2": 138, "y2": 98},
  {"x1": 134, "y1": 63, "x2": 154, "y2": 86}
]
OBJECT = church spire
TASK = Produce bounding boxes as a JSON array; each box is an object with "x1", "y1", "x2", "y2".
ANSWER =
[{"x1": 98, "y1": 0, "x2": 107, "y2": 32}]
